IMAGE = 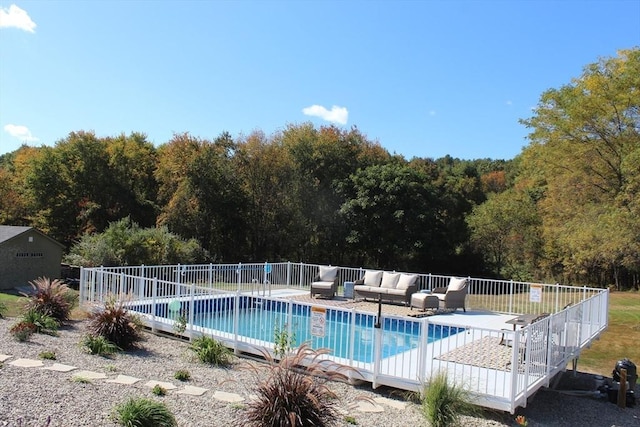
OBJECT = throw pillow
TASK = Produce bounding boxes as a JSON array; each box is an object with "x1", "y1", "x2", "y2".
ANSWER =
[
  {"x1": 396, "y1": 274, "x2": 417, "y2": 290},
  {"x1": 363, "y1": 270, "x2": 383, "y2": 287},
  {"x1": 448, "y1": 277, "x2": 466, "y2": 291},
  {"x1": 319, "y1": 266, "x2": 338, "y2": 282},
  {"x1": 380, "y1": 272, "x2": 401, "y2": 289}
]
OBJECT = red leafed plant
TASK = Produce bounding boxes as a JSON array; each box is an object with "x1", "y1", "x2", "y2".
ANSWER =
[{"x1": 23, "y1": 277, "x2": 76, "y2": 322}]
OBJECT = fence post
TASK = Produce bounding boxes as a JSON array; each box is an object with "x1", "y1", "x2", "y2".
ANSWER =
[
  {"x1": 189, "y1": 282, "x2": 195, "y2": 341},
  {"x1": 237, "y1": 263, "x2": 242, "y2": 292},
  {"x1": 372, "y1": 312, "x2": 383, "y2": 388},
  {"x1": 510, "y1": 329, "x2": 521, "y2": 411},
  {"x1": 209, "y1": 263, "x2": 213, "y2": 288},
  {"x1": 79, "y1": 267, "x2": 86, "y2": 305},
  {"x1": 138, "y1": 265, "x2": 145, "y2": 300},
  {"x1": 349, "y1": 308, "x2": 356, "y2": 366},
  {"x1": 151, "y1": 277, "x2": 157, "y2": 333},
  {"x1": 417, "y1": 318, "x2": 428, "y2": 385},
  {"x1": 286, "y1": 261, "x2": 292, "y2": 287},
  {"x1": 298, "y1": 262, "x2": 304, "y2": 287},
  {"x1": 287, "y1": 300, "x2": 294, "y2": 351},
  {"x1": 233, "y1": 289, "x2": 240, "y2": 354},
  {"x1": 509, "y1": 280, "x2": 514, "y2": 314},
  {"x1": 617, "y1": 369, "x2": 628, "y2": 408},
  {"x1": 99, "y1": 266, "x2": 105, "y2": 302},
  {"x1": 120, "y1": 272, "x2": 126, "y2": 299},
  {"x1": 555, "y1": 283, "x2": 560, "y2": 314}
]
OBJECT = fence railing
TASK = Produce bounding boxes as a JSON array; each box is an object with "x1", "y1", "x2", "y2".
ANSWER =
[
  {"x1": 80, "y1": 262, "x2": 601, "y2": 315},
  {"x1": 79, "y1": 262, "x2": 608, "y2": 413}
]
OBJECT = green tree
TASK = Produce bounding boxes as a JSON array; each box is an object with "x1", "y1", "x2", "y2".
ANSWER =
[
  {"x1": 155, "y1": 132, "x2": 246, "y2": 260},
  {"x1": 280, "y1": 123, "x2": 390, "y2": 263},
  {"x1": 104, "y1": 132, "x2": 158, "y2": 228},
  {"x1": 65, "y1": 217, "x2": 208, "y2": 266},
  {"x1": 519, "y1": 48, "x2": 640, "y2": 287},
  {"x1": 234, "y1": 130, "x2": 303, "y2": 261},
  {"x1": 21, "y1": 131, "x2": 158, "y2": 245},
  {"x1": 338, "y1": 162, "x2": 439, "y2": 270},
  {"x1": 466, "y1": 189, "x2": 542, "y2": 280}
]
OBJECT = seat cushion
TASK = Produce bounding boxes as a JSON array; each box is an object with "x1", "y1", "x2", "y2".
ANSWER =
[
  {"x1": 396, "y1": 274, "x2": 417, "y2": 290},
  {"x1": 380, "y1": 272, "x2": 401, "y2": 289},
  {"x1": 362, "y1": 270, "x2": 383, "y2": 287},
  {"x1": 385, "y1": 288, "x2": 407, "y2": 297},
  {"x1": 318, "y1": 266, "x2": 338, "y2": 282},
  {"x1": 311, "y1": 281, "x2": 334, "y2": 290},
  {"x1": 448, "y1": 277, "x2": 466, "y2": 291},
  {"x1": 354, "y1": 285, "x2": 378, "y2": 294}
]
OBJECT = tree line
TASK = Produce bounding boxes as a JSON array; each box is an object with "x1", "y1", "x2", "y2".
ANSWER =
[{"x1": 1, "y1": 48, "x2": 638, "y2": 289}]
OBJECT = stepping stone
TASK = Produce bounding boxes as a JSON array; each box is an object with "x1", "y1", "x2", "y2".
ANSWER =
[
  {"x1": 0, "y1": 355, "x2": 11, "y2": 362},
  {"x1": 144, "y1": 380, "x2": 177, "y2": 390},
  {"x1": 74, "y1": 370, "x2": 107, "y2": 380},
  {"x1": 106, "y1": 375, "x2": 141, "y2": 385},
  {"x1": 213, "y1": 391, "x2": 244, "y2": 403},
  {"x1": 373, "y1": 397, "x2": 407, "y2": 410},
  {"x1": 44, "y1": 363, "x2": 77, "y2": 372},
  {"x1": 9, "y1": 358, "x2": 44, "y2": 368},
  {"x1": 177, "y1": 385, "x2": 209, "y2": 396},
  {"x1": 355, "y1": 400, "x2": 384, "y2": 413}
]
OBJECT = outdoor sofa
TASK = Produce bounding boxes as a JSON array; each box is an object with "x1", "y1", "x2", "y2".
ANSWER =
[{"x1": 354, "y1": 270, "x2": 418, "y2": 305}]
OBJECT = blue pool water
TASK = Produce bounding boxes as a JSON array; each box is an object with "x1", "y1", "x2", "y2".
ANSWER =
[{"x1": 136, "y1": 296, "x2": 461, "y2": 363}]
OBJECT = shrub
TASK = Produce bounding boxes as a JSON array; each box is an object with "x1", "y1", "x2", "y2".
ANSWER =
[
  {"x1": 21, "y1": 309, "x2": 59, "y2": 335},
  {"x1": 112, "y1": 397, "x2": 177, "y2": 427},
  {"x1": 152, "y1": 384, "x2": 167, "y2": 396},
  {"x1": 9, "y1": 321, "x2": 36, "y2": 341},
  {"x1": 241, "y1": 344, "x2": 352, "y2": 427},
  {"x1": 173, "y1": 312, "x2": 187, "y2": 334},
  {"x1": 189, "y1": 335, "x2": 233, "y2": 366},
  {"x1": 81, "y1": 334, "x2": 121, "y2": 356},
  {"x1": 174, "y1": 369, "x2": 191, "y2": 381},
  {"x1": 39, "y1": 350, "x2": 56, "y2": 360},
  {"x1": 24, "y1": 277, "x2": 76, "y2": 322},
  {"x1": 273, "y1": 323, "x2": 296, "y2": 359},
  {"x1": 0, "y1": 300, "x2": 6, "y2": 318},
  {"x1": 421, "y1": 370, "x2": 479, "y2": 427},
  {"x1": 87, "y1": 298, "x2": 142, "y2": 350}
]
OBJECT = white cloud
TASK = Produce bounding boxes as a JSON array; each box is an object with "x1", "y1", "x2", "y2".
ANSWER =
[
  {"x1": 506, "y1": 100, "x2": 513, "y2": 106},
  {"x1": 0, "y1": 4, "x2": 36, "y2": 33},
  {"x1": 3, "y1": 124, "x2": 39, "y2": 142},
  {"x1": 302, "y1": 105, "x2": 348, "y2": 125},
  {"x1": 429, "y1": 110, "x2": 436, "y2": 116}
]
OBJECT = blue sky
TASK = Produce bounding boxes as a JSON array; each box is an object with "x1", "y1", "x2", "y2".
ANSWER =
[{"x1": 1, "y1": 1, "x2": 638, "y2": 160}]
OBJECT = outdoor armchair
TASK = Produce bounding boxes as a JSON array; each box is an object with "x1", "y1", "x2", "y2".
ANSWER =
[
  {"x1": 310, "y1": 265, "x2": 339, "y2": 299},
  {"x1": 431, "y1": 277, "x2": 468, "y2": 312}
]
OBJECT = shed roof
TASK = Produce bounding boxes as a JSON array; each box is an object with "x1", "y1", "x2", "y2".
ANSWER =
[{"x1": 0, "y1": 225, "x2": 65, "y2": 248}]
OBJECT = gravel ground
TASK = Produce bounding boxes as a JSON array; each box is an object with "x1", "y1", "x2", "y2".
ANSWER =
[{"x1": 0, "y1": 317, "x2": 638, "y2": 427}]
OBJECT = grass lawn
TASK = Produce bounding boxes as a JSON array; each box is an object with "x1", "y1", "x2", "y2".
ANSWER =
[
  {"x1": 579, "y1": 291, "x2": 640, "y2": 376},
  {"x1": 0, "y1": 292, "x2": 26, "y2": 318}
]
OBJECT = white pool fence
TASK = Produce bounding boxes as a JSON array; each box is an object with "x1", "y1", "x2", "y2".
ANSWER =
[{"x1": 79, "y1": 262, "x2": 608, "y2": 413}]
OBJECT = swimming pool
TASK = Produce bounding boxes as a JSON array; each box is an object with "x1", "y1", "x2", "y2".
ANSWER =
[{"x1": 135, "y1": 296, "x2": 462, "y2": 363}]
